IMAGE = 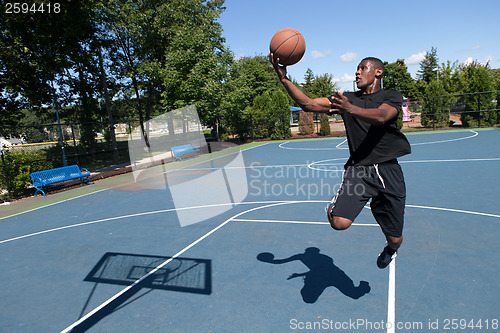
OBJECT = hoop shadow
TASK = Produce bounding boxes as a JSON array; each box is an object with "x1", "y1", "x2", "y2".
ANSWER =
[
  {"x1": 70, "y1": 252, "x2": 211, "y2": 332},
  {"x1": 257, "y1": 247, "x2": 370, "y2": 303}
]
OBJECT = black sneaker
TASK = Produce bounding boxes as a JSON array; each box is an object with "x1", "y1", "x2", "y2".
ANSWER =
[{"x1": 377, "y1": 244, "x2": 397, "y2": 269}]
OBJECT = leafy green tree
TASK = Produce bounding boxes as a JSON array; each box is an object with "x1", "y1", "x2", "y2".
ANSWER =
[
  {"x1": 160, "y1": 0, "x2": 230, "y2": 118},
  {"x1": 300, "y1": 69, "x2": 338, "y2": 98},
  {"x1": 0, "y1": 0, "x2": 98, "y2": 128},
  {"x1": 249, "y1": 89, "x2": 291, "y2": 140},
  {"x1": 383, "y1": 59, "x2": 417, "y2": 98},
  {"x1": 457, "y1": 60, "x2": 496, "y2": 126},
  {"x1": 308, "y1": 73, "x2": 339, "y2": 99},
  {"x1": 268, "y1": 90, "x2": 292, "y2": 140},
  {"x1": 438, "y1": 61, "x2": 461, "y2": 94},
  {"x1": 249, "y1": 92, "x2": 271, "y2": 139},
  {"x1": 220, "y1": 55, "x2": 282, "y2": 139},
  {"x1": 95, "y1": 0, "x2": 229, "y2": 147},
  {"x1": 421, "y1": 80, "x2": 449, "y2": 128}
]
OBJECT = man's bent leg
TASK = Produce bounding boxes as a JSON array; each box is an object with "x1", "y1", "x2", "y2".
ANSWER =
[{"x1": 327, "y1": 207, "x2": 353, "y2": 230}]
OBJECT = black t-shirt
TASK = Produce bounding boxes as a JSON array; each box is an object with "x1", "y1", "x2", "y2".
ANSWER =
[{"x1": 331, "y1": 89, "x2": 411, "y2": 166}]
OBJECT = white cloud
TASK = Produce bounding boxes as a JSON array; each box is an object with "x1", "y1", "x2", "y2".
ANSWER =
[
  {"x1": 340, "y1": 73, "x2": 355, "y2": 83},
  {"x1": 458, "y1": 45, "x2": 481, "y2": 52},
  {"x1": 234, "y1": 53, "x2": 246, "y2": 60},
  {"x1": 464, "y1": 57, "x2": 474, "y2": 65},
  {"x1": 340, "y1": 52, "x2": 358, "y2": 62},
  {"x1": 462, "y1": 56, "x2": 493, "y2": 66},
  {"x1": 311, "y1": 50, "x2": 331, "y2": 59},
  {"x1": 405, "y1": 52, "x2": 426, "y2": 65}
]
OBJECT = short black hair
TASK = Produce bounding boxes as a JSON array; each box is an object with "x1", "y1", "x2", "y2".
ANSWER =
[{"x1": 362, "y1": 57, "x2": 385, "y2": 77}]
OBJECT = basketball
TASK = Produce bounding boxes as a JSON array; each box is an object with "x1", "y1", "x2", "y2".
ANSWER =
[
  {"x1": 257, "y1": 252, "x2": 275, "y2": 262},
  {"x1": 269, "y1": 28, "x2": 306, "y2": 66}
]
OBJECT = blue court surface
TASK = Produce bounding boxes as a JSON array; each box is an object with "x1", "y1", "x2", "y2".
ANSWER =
[{"x1": 1, "y1": 128, "x2": 499, "y2": 332}]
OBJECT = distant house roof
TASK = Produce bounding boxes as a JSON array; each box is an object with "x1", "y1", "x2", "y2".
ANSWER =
[{"x1": 289, "y1": 106, "x2": 302, "y2": 112}]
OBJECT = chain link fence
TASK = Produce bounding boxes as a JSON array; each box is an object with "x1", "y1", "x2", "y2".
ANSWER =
[{"x1": 405, "y1": 90, "x2": 499, "y2": 129}]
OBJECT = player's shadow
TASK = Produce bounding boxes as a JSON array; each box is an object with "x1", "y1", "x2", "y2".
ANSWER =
[{"x1": 257, "y1": 247, "x2": 370, "y2": 303}]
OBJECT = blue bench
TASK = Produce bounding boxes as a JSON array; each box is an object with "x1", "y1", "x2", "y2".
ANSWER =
[
  {"x1": 171, "y1": 144, "x2": 200, "y2": 161},
  {"x1": 30, "y1": 165, "x2": 92, "y2": 196}
]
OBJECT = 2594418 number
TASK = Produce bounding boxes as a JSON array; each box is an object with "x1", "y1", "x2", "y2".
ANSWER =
[
  {"x1": 5, "y1": 2, "x2": 61, "y2": 14},
  {"x1": 443, "y1": 319, "x2": 499, "y2": 330}
]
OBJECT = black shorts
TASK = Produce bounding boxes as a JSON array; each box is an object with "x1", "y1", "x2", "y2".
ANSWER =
[{"x1": 330, "y1": 160, "x2": 406, "y2": 237}]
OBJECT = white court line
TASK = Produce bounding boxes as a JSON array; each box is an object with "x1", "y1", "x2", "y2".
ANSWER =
[
  {"x1": 400, "y1": 157, "x2": 500, "y2": 164},
  {"x1": 59, "y1": 201, "x2": 295, "y2": 333},
  {"x1": 307, "y1": 156, "x2": 500, "y2": 172},
  {"x1": 278, "y1": 140, "x2": 348, "y2": 151},
  {"x1": 387, "y1": 259, "x2": 396, "y2": 333},
  {"x1": 336, "y1": 139, "x2": 348, "y2": 149},
  {"x1": 406, "y1": 204, "x2": 500, "y2": 219},
  {"x1": 409, "y1": 130, "x2": 478, "y2": 145}
]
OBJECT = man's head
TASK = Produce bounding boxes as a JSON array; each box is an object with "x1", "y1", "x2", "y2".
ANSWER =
[{"x1": 355, "y1": 57, "x2": 384, "y2": 92}]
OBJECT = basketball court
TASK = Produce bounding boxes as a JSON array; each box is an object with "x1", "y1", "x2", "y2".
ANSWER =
[{"x1": 1, "y1": 128, "x2": 499, "y2": 332}]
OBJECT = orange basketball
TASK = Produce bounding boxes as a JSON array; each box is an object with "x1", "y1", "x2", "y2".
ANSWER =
[{"x1": 269, "y1": 28, "x2": 306, "y2": 66}]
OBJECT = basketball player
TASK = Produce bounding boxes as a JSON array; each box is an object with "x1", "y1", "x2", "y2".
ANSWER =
[{"x1": 269, "y1": 55, "x2": 411, "y2": 269}]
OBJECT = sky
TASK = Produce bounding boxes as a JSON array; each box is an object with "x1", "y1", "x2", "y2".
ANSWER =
[{"x1": 218, "y1": 0, "x2": 500, "y2": 91}]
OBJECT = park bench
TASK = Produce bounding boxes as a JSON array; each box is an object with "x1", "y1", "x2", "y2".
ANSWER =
[
  {"x1": 171, "y1": 144, "x2": 200, "y2": 161},
  {"x1": 30, "y1": 165, "x2": 92, "y2": 197}
]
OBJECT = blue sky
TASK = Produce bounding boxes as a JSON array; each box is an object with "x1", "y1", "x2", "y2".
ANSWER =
[{"x1": 218, "y1": 0, "x2": 499, "y2": 91}]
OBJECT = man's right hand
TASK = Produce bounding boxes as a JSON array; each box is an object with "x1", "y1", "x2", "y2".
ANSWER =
[{"x1": 269, "y1": 52, "x2": 288, "y2": 82}]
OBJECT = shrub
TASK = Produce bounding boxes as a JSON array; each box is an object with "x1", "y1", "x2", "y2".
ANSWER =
[
  {"x1": 319, "y1": 113, "x2": 331, "y2": 136},
  {"x1": 249, "y1": 90, "x2": 292, "y2": 140},
  {"x1": 298, "y1": 110, "x2": 314, "y2": 135},
  {"x1": 0, "y1": 149, "x2": 53, "y2": 198}
]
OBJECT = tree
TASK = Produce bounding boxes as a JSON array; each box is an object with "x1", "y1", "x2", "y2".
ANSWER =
[
  {"x1": 94, "y1": 0, "x2": 230, "y2": 147},
  {"x1": 160, "y1": 0, "x2": 231, "y2": 119},
  {"x1": 421, "y1": 80, "x2": 450, "y2": 128},
  {"x1": 220, "y1": 55, "x2": 282, "y2": 140},
  {"x1": 308, "y1": 73, "x2": 339, "y2": 99},
  {"x1": 0, "y1": 0, "x2": 98, "y2": 128},
  {"x1": 438, "y1": 60, "x2": 461, "y2": 94},
  {"x1": 417, "y1": 47, "x2": 439, "y2": 83},
  {"x1": 248, "y1": 89, "x2": 291, "y2": 140},
  {"x1": 383, "y1": 59, "x2": 417, "y2": 98},
  {"x1": 301, "y1": 68, "x2": 315, "y2": 94},
  {"x1": 300, "y1": 70, "x2": 339, "y2": 99},
  {"x1": 457, "y1": 60, "x2": 496, "y2": 127}
]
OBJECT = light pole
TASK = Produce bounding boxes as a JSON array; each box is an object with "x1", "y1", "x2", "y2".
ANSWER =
[
  {"x1": 433, "y1": 67, "x2": 440, "y2": 81},
  {"x1": 51, "y1": 84, "x2": 68, "y2": 166}
]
